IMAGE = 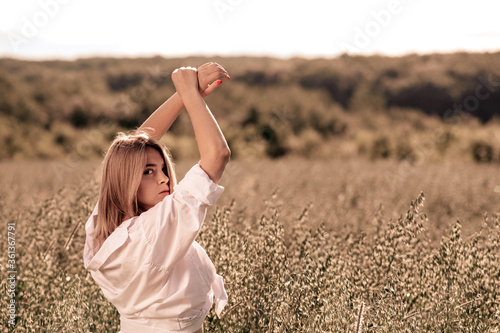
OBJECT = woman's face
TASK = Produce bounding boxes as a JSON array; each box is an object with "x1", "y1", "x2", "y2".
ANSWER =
[{"x1": 137, "y1": 147, "x2": 170, "y2": 211}]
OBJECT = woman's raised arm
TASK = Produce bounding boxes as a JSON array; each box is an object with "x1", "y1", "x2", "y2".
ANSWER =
[
  {"x1": 139, "y1": 63, "x2": 229, "y2": 141},
  {"x1": 172, "y1": 65, "x2": 230, "y2": 183},
  {"x1": 138, "y1": 93, "x2": 184, "y2": 141}
]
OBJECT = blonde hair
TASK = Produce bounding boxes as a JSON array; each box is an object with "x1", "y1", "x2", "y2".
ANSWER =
[{"x1": 93, "y1": 130, "x2": 177, "y2": 245}]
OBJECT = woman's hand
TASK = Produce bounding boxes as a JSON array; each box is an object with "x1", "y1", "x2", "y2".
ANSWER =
[
  {"x1": 171, "y1": 66, "x2": 200, "y2": 97},
  {"x1": 197, "y1": 62, "x2": 230, "y2": 97}
]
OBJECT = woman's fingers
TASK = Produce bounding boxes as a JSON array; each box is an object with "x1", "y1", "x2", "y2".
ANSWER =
[
  {"x1": 198, "y1": 63, "x2": 230, "y2": 91},
  {"x1": 198, "y1": 62, "x2": 228, "y2": 77},
  {"x1": 200, "y1": 80, "x2": 223, "y2": 97}
]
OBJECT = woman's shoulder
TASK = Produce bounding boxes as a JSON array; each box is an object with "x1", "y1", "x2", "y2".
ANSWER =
[{"x1": 173, "y1": 164, "x2": 224, "y2": 206}]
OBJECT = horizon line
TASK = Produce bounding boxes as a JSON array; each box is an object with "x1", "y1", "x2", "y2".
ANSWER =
[{"x1": 2, "y1": 49, "x2": 500, "y2": 62}]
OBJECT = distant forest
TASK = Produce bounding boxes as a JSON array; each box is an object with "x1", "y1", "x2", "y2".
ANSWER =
[{"x1": 1, "y1": 52, "x2": 500, "y2": 161}]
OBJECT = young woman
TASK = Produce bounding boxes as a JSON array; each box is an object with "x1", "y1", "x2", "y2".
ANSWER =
[{"x1": 83, "y1": 62, "x2": 231, "y2": 333}]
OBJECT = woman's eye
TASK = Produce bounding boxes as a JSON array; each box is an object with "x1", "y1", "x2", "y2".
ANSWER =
[
  {"x1": 144, "y1": 169, "x2": 154, "y2": 175},
  {"x1": 162, "y1": 167, "x2": 168, "y2": 176}
]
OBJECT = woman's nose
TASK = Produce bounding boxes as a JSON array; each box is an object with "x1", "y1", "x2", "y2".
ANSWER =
[{"x1": 158, "y1": 174, "x2": 169, "y2": 184}]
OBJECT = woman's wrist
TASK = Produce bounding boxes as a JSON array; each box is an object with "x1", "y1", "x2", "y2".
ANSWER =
[{"x1": 178, "y1": 86, "x2": 203, "y2": 101}]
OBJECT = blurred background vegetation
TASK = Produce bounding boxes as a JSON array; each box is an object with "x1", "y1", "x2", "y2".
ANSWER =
[
  {"x1": 1, "y1": 52, "x2": 500, "y2": 162},
  {"x1": 2, "y1": 53, "x2": 500, "y2": 331}
]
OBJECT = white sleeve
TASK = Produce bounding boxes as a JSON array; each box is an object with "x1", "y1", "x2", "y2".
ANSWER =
[{"x1": 139, "y1": 164, "x2": 224, "y2": 270}]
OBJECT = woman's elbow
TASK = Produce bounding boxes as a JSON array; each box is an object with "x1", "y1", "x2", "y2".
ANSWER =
[
  {"x1": 224, "y1": 145, "x2": 231, "y2": 159},
  {"x1": 203, "y1": 146, "x2": 230, "y2": 167},
  {"x1": 200, "y1": 147, "x2": 231, "y2": 183},
  {"x1": 217, "y1": 146, "x2": 231, "y2": 165}
]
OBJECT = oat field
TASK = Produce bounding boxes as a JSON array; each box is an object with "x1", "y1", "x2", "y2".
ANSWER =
[{"x1": 1, "y1": 157, "x2": 500, "y2": 332}]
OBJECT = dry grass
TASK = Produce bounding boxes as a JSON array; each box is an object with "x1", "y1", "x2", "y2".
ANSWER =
[{"x1": 1, "y1": 157, "x2": 499, "y2": 332}]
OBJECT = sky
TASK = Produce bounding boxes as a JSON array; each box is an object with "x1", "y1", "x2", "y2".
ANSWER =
[{"x1": 0, "y1": 0, "x2": 499, "y2": 60}]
